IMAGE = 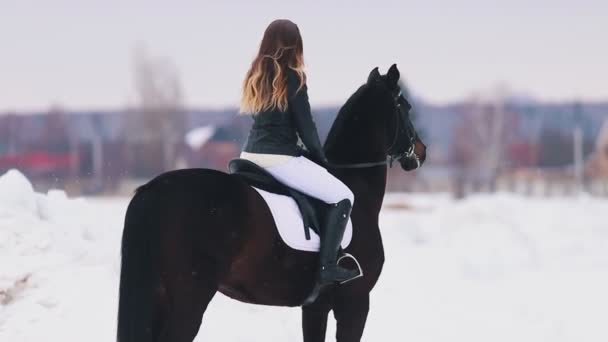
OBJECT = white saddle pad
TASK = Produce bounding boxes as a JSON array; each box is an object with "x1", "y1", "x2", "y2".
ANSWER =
[{"x1": 252, "y1": 187, "x2": 353, "y2": 252}]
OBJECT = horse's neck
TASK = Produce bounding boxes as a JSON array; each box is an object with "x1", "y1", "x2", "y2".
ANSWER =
[
  {"x1": 338, "y1": 166, "x2": 387, "y2": 215},
  {"x1": 326, "y1": 115, "x2": 389, "y2": 218},
  {"x1": 325, "y1": 113, "x2": 388, "y2": 165}
]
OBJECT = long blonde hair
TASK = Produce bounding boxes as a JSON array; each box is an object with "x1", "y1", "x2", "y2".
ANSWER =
[{"x1": 240, "y1": 19, "x2": 306, "y2": 114}]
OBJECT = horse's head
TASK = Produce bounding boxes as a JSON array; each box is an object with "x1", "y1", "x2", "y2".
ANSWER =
[
  {"x1": 325, "y1": 64, "x2": 427, "y2": 171},
  {"x1": 366, "y1": 64, "x2": 427, "y2": 171}
]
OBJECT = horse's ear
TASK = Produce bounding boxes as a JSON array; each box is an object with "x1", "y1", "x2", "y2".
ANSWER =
[
  {"x1": 367, "y1": 67, "x2": 381, "y2": 84},
  {"x1": 387, "y1": 64, "x2": 400, "y2": 86}
]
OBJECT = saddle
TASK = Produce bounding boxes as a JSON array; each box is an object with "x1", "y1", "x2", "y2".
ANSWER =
[{"x1": 228, "y1": 158, "x2": 326, "y2": 240}]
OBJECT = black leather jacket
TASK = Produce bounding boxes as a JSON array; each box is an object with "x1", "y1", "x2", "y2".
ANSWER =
[{"x1": 242, "y1": 70, "x2": 326, "y2": 163}]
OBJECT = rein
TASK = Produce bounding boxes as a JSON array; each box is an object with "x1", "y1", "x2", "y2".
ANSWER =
[
  {"x1": 327, "y1": 147, "x2": 419, "y2": 169},
  {"x1": 328, "y1": 90, "x2": 420, "y2": 170},
  {"x1": 327, "y1": 160, "x2": 390, "y2": 169}
]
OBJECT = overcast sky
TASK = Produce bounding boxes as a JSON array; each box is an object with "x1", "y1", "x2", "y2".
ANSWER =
[{"x1": 1, "y1": 0, "x2": 606, "y2": 111}]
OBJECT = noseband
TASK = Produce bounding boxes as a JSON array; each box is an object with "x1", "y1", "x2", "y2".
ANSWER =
[{"x1": 330, "y1": 89, "x2": 420, "y2": 169}]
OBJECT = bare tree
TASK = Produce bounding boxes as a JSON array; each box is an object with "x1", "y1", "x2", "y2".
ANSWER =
[
  {"x1": 452, "y1": 85, "x2": 514, "y2": 195},
  {"x1": 127, "y1": 45, "x2": 186, "y2": 175},
  {"x1": 587, "y1": 118, "x2": 608, "y2": 177}
]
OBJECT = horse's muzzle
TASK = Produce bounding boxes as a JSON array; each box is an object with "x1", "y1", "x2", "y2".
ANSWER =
[{"x1": 399, "y1": 153, "x2": 421, "y2": 171}]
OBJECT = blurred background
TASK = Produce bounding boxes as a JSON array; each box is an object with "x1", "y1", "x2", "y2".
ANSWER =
[
  {"x1": 1, "y1": 1, "x2": 608, "y2": 342},
  {"x1": 1, "y1": 0, "x2": 607, "y2": 198}
]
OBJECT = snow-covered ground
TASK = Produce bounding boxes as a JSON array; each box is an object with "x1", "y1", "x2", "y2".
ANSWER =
[{"x1": 1, "y1": 169, "x2": 607, "y2": 341}]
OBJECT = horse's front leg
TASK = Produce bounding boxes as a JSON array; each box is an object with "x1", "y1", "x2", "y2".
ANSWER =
[
  {"x1": 302, "y1": 295, "x2": 333, "y2": 342},
  {"x1": 332, "y1": 293, "x2": 370, "y2": 342}
]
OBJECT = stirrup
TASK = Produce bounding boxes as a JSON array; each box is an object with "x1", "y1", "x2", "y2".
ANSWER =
[
  {"x1": 302, "y1": 255, "x2": 363, "y2": 306},
  {"x1": 337, "y1": 253, "x2": 364, "y2": 284}
]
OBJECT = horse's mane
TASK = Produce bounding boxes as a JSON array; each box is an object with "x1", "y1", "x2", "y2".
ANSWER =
[{"x1": 323, "y1": 83, "x2": 370, "y2": 152}]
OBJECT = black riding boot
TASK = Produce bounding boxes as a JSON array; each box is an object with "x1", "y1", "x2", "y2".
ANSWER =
[{"x1": 303, "y1": 199, "x2": 360, "y2": 305}]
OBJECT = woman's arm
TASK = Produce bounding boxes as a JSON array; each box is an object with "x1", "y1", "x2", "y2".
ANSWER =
[{"x1": 287, "y1": 71, "x2": 327, "y2": 165}]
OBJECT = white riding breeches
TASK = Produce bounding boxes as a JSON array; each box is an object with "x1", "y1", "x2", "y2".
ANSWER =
[{"x1": 263, "y1": 156, "x2": 354, "y2": 205}]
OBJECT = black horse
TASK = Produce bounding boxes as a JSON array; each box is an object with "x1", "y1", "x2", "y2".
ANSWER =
[{"x1": 117, "y1": 64, "x2": 427, "y2": 342}]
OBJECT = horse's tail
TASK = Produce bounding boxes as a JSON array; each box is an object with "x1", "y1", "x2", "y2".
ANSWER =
[{"x1": 117, "y1": 190, "x2": 163, "y2": 342}]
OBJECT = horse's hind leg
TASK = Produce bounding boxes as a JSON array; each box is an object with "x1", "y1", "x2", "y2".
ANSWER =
[
  {"x1": 159, "y1": 258, "x2": 220, "y2": 342},
  {"x1": 332, "y1": 293, "x2": 370, "y2": 342},
  {"x1": 302, "y1": 295, "x2": 333, "y2": 342}
]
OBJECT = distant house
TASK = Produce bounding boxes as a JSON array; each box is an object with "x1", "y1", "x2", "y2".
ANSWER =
[
  {"x1": 183, "y1": 119, "x2": 247, "y2": 171},
  {"x1": 0, "y1": 110, "x2": 77, "y2": 178}
]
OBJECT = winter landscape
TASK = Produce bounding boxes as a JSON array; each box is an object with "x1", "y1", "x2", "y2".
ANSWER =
[
  {"x1": 2, "y1": 1, "x2": 607, "y2": 341},
  {"x1": 1, "y1": 168, "x2": 607, "y2": 342}
]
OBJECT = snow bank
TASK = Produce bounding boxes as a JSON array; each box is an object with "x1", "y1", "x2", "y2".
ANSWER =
[
  {"x1": 0, "y1": 169, "x2": 127, "y2": 341},
  {"x1": 0, "y1": 169, "x2": 38, "y2": 216},
  {"x1": 1, "y1": 170, "x2": 607, "y2": 342}
]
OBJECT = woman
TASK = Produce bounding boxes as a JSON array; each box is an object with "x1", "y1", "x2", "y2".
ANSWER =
[{"x1": 239, "y1": 19, "x2": 358, "y2": 301}]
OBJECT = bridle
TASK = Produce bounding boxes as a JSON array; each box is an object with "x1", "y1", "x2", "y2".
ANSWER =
[{"x1": 329, "y1": 88, "x2": 420, "y2": 169}]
